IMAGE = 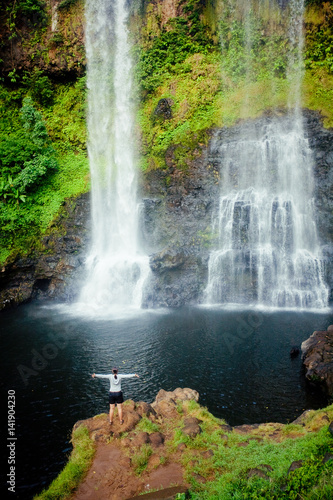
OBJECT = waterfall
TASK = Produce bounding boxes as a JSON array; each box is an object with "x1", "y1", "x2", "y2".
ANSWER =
[
  {"x1": 78, "y1": 0, "x2": 150, "y2": 313},
  {"x1": 205, "y1": 0, "x2": 329, "y2": 309}
]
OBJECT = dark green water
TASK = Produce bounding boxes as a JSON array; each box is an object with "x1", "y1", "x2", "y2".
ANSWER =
[{"x1": 1, "y1": 303, "x2": 332, "y2": 498}]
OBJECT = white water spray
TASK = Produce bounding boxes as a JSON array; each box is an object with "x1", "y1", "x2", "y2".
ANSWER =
[
  {"x1": 78, "y1": 0, "x2": 150, "y2": 313},
  {"x1": 205, "y1": 0, "x2": 329, "y2": 309}
]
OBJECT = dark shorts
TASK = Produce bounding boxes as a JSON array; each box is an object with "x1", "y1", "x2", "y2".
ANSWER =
[{"x1": 109, "y1": 391, "x2": 123, "y2": 405}]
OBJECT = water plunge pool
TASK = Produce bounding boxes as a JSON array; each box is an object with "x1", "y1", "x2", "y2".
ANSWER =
[{"x1": 2, "y1": 303, "x2": 332, "y2": 498}]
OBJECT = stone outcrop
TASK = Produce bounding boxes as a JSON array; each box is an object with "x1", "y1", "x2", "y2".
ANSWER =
[
  {"x1": 301, "y1": 325, "x2": 333, "y2": 396},
  {"x1": 39, "y1": 387, "x2": 333, "y2": 500}
]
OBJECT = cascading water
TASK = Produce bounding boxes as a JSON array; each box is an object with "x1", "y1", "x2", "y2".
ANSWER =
[
  {"x1": 205, "y1": 0, "x2": 329, "y2": 309},
  {"x1": 78, "y1": 0, "x2": 150, "y2": 312}
]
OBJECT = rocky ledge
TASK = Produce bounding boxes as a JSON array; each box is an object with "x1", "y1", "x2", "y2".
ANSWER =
[
  {"x1": 36, "y1": 387, "x2": 333, "y2": 500},
  {"x1": 302, "y1": 325, "x2": 333, "y2": 397}
]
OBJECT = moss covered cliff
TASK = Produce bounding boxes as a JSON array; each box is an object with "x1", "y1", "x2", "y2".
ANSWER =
[{"x1": 0, "y1": 0, "x2": 332, "y2": 271}]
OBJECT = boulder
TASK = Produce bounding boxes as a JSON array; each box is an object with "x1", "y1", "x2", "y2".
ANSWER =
[
  {"x1": 153, "y1": 98, "x2": 173, "y2": 120},
  {"x1": 183, "y1": 417, "x2": 202, "y2": 426},
  {"x1": 288, "y1": 460, "x2": 304, "y2": 474},
  {"x1": 131, "y1": 432, "x2": 150, "y2": 447},
  {"x1": 152, "y1": 399, "x2": 179, "y2": 419},
  {"x1": 291, "y1": 410, "x2": 313, "y2": 426},
  {"x1": 220, "y1": 424, "x2": 233, "y2": 433},
  {"x1": 290, "y1": 346, "x2": 300, "y2": 358},
  {"x1": 149, "y1": 432, "x2": 165, "y2": 447},
  {"x1": 153, "y1": 388, "x2": 199, "y2": 404},
  {"x1": 182, "y1": 422, "x2": 202, "y2": 438},
  {"x1": 247, "y1": 468, "x2": 270, "y2": 480},
  {"x1": 135, "y1": 401, "x2": 156, "y2": 418},
  {"x1": 177, "y1": 442, "x2": 187, "y2": 451},
  {"x1": 151, "y1": 388, "x2": 199, "y2": 419},
  {"x1": 301, "y1": 328, "x2": 333, "y2": 396},
  {"x1": 119, "y1": 410, "x2": 142, "y2": 432},
  {"x1": 149, "y1": 249, "x2": 185, "y2": 274}
]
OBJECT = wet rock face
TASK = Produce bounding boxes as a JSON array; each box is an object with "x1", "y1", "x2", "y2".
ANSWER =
[
  {"x1": 0, "y1": 193, "x2": 90, "y2": 311},
  {"x1": 153, "y1": 98, "x2": 174, "y2": 120},
  {"x1": 0, "y1": 111, "x2": 332, "y2": 311},
  {"x1": 140, "y1": 140, "x2": 219, "y2": 308},
  {"x1": 301, "y1": 325, "x2": 333, "y2": 397},
  {"x1": 141, "y1": 110, "x2": 333, "y2": 308},
  {"x1": 304, "y1": 110, "x2": 333, "y2": 299}
]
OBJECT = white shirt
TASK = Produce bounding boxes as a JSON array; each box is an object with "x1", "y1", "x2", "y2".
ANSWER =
[{"x1": 94, "y1": 373, "x2": 136, "y2": 392}]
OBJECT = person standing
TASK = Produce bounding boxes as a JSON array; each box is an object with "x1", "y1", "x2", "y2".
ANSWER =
[{"x1": 92, "y1": 367, "x2": 139, "y2": 424}]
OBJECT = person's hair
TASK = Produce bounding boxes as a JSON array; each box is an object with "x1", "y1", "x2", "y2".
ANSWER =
[{"x1": 112, "y1": 367, "x2": 118, "y2": 380}]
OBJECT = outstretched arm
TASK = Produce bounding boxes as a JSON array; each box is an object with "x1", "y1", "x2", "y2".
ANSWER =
[{"x1": 92, "y1": 373, "x2": 111, "y2": 379}]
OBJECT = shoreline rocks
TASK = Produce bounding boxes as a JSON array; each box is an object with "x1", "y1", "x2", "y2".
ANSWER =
[{"x1": 301, "y1": 325, "x2": 333, "y2": 397}]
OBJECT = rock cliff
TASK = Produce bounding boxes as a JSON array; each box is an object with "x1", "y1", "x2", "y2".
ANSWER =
[
  {"x1": 34, "y1": 387, "x2": 333, "y2": 500},
  {"x1": 0, "y1": 110, "x2": 332, "y2": 311},
  {"x1": 0, "y1": 0, "x2": 85, "y2": 78}
]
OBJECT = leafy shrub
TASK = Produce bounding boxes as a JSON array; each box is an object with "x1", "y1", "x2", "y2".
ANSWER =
[
  {"x1": 17, "y1": 0, "x2": 46, "y2": 15},
  {"x1": 13, "y1": 155, "x2": 58, "y2": 191},
  {"x1": 58, "y1": 0, "x2": 79, "y2": 11},
  {"x1": 305, "y1": 2, "x2": 333, "y2": 73},
  {"x1": 136, "y1": 0, "x2": 216, "y2": 94},
  {"x1": 23, "y1": 70, "x2": 54, "y2": 107},
  {"x1": 0, "y1": 97, "x2": 58, "y2": 201}
]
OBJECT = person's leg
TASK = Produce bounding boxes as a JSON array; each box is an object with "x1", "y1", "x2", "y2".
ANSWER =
[
  {"x1": 117, "y1": 403, "x2": 123, "y2": 423},
  {"x1": 109, "y1": 404, "x2": 115, "y2": 423}
]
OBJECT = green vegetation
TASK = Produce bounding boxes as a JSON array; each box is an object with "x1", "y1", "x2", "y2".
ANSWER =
[
  {"x1": 35, "y1": 401, "x2": 333, "y2": 500},
  {"x1": 136, "y1": 0, "x2": 333, "y2": 172},
  {"x1": 135, "y1": 0, "x2": 220, "y2": 170},
  {"x1": 58, "y1": 0, "x2": 80, "y2": 11},
  {"x1": 0, "y1": 0, "x2": 332, "y2": 264},
  {"x1": 0, "y1": 77, "x2": 88, "y2": 264},
  {"x1": 135, "y1": 416, "x2": 161, "y2": 434},
  {"x1": 164, "y1": 401, "x2": 333, "y2": 499},
  {"x1": 131, "y1": 443, "x2": 154, "y2": 475},
  {"x1": 33, "y1": 425, "x2": 95, "y2": 500}
]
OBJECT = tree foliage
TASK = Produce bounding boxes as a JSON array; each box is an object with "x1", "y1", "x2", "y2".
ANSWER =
[
  {"x1": 136, "y1": 0, "x2": 216, "y2": 94},
  {"x1": 0, "y1": 97, "x2": 58, "y2": 203},
  {"x1": 305, "y1": 1, "x2": 333, "y2": 73}
]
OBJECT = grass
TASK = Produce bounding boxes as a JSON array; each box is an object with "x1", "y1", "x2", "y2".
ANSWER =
[
  {"x1": 135, "y1": 416, "x2": 161, "y2": 434},
  {"x1": 33, "y1": 399, "x2": 333, "y2": 500},
  {"x1": 33, "y1": 425, "x2": 95, "y2": 500},
  {"x1": 175, "y1": 403, "x2": 333, "y2": 499}
]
